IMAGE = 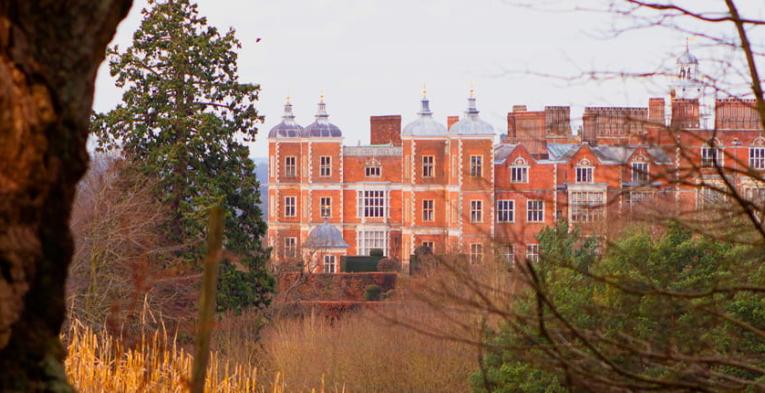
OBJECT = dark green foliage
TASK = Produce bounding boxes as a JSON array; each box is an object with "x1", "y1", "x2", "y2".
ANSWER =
[
  {"x1": 216, "y1": 261, "x2": 275, "y2": 313},
  {"x1": 363, "y1": 285, "x2": 382, "y2": 301},
  {"x1": 342, "y1": 256, "x2": 383, "y2": 272},
  {"x1": 370, "y1": 248, "x2": 385, "y2": 257},
  {"x1": 473, "y1": 221, "x2": 765, "y2": 392},
  {"x1": 92, "y1": 0, "x2": 272, "y2": 311}
]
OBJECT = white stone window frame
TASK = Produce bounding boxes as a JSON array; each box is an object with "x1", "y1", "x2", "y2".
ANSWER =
[
  {"x1": 526, "y1": 244, "x2": 539, "y2": 262},
  {"x1": 284, "y1": 237, "x2": 297, "y2": 258},
  {"x1": 631, "y1": 159, "x2": 650, "y2": 184},
  {"x1": 284, "y1": 196, "x2": 297, "y2": 217},
  {"x1": 698, "y1": 181, "x2": 728, "y2": 208},
  {"x1": 496, "y1": 199, "x2": 515, "y2": 223},
  {"x1": 470, "y1": 155, "x2": 483, "y2": 177},
  {"x1": 470, "y1": 200, "x2": 483, "y2": 223},
  {"x1": 319, "y1": 156, "x2": 332, "y2": 177},
  {"x1": 422, "y1": 155, "x2": 435, "y2": 178},
  {"x1": 357, "y1": 229, "x2": 388, "y2": 256},
  {"x1": 323, "y1": 255, "x2": 336, "y2": 274},
  {"x1": 365, "y1": 158, "x2": 382, "y2": 177},
  {"x1": 320, "y1": 196, "x2": 332, "y2": 218},
  {"x1": 510, "y1": 157, "x2": 529, "y2": 183},
  {"x1": 701, "y1": 139, "x2": 723, "y2": 168},
  {"x1": 470, "y1": 243, "x2": 483, "y2": 264},
  {"x1": 569, "y1": 191, "x2": 606, "y2": 223},
  {"x1": 575, "y1": 158, "x2": 594, "y2": 184},
  {"x1": 284, "y1": 156, "x2": 297, "y2": 178},
  {"x1": 422, "y1": 199, "x2": 435, "y2": 222},
  {"x1": 627, "y1": 191, "x2": 653, "y2": 207},
  {"x1": 750, "y1": 137, "x2": 765, "y2": 170},
  {"x1": 357, "y1": 190, "x2": 387, "y2": 218},
  {"x1": 502, "y1": 244, "x2": 514, "y2": 266},
  {"x1": 526, "y1": 200, "x2": 544, "y2": 223}
]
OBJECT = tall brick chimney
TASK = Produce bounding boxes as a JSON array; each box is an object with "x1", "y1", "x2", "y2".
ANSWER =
[
  {"x1": 715, "y1": 98, "x2": 762, "y2": 130},
  {"x1": 648, "y1": 97, "x2": 665, "y2": 125},
  {"x1": 671, "y1": 98, "x2": 700, "y2": 129},
  {"x1": 370, "y1": 115, "x2": 401, "y2": 146}
]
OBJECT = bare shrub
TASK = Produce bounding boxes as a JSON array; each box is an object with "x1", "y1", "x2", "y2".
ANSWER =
[
  {"x1": 376, "y1": 257, "x2": 401, "y2": 272},
  {"x1": 67, "y1": 157, "x2": 196, "y2": 338}
]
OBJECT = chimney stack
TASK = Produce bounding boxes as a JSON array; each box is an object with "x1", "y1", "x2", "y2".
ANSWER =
[
  {"x1": 648, "y1": 97, "x2": 665, "y2": 126},
  {"x1": 370, "y1": 115, "x2": 402, "y2": 146}
]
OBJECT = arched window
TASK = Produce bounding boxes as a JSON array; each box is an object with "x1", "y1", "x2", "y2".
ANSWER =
[
  {"x1": 750, "y1": 137, "x2": 765, "y2": 169},
  {"x1": 631, "y1": 154, "x2": 649, "y2": 184},
  {"x1": 510, "y1": 157, "x2": 529, "y2": 183},
  {"x1": 575, "y1": 158, "x2": 594, "y2": 183},
  {"x1": 365, "y1": 158, "x2": 381, "y2": 177}
]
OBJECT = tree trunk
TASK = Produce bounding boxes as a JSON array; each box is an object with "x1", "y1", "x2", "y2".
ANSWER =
[{"x1": 0, "y1": 1, "x2": 131, "y2": 391}]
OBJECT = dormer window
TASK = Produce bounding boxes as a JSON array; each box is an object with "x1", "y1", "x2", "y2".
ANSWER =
[
  {"x1": 631, "y1": 160, "x2": 649, "y2": 183},
  {"x1": 365, "y1": 158, "x2": 382, "y2": 177},
  {"x1": 366, "y1": 165, "x2": 381, "y2": 177},
  {"x1": 510, "y1": 157, "x2": 529, "y2": 183},
  {"x1": 575, "y1": 159, "x2": 594, "y2": 183}
]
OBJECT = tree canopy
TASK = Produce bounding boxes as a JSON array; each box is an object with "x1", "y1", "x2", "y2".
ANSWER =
[
  {"x1": 92, "y1": 0, "x2": 273, "y2": 311},
  {"x1": 473, "y1": 221, "x2": 765, "y2": 392}
]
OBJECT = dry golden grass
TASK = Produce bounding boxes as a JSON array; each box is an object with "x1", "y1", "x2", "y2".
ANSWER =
[
  {"x1": 65, "y1": 320, "x2": 337, "y2": 393},
  {"x1": 249, "y1": 307, "x2": 476, "y2": 393},
  {"x1": 66, "y1": 298, "x2": 479, "y2": 393},
  {"x1": 65, "y1": 257, "x2": 505, "y2": 393}
]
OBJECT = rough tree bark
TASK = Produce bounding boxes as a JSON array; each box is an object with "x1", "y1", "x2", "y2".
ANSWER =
[{"x1": 0, "y1": 1, "x2": 131, "y2": 391}]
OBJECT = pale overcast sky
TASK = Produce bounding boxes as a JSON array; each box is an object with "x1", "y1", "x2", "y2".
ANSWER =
[{"x1": 92, "y1": 0, "x2": 762, "y2": 158}]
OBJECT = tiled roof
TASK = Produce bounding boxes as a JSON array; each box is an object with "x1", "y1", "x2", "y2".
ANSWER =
[{"x1": 494, "y1": 144, "x2": 518, "y2": 164}]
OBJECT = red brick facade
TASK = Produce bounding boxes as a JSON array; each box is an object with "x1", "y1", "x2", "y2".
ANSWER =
[{"x1": 268, "y1": 91, "x2": 764, "y2": 272}]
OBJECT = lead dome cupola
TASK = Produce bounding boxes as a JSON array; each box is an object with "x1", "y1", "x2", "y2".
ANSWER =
[
  {"x1": 268, "y1": 97, "x2": 303, "y2": 138},
  {"x1": 449, "y1": 89, "x2": 495, "y2": 136},
  {"x1": 402, "y1": 89, "x2": 447, "y2": 137},
  {"x1": 302, "y1": 95, "x2": 342, "y2": 138}
]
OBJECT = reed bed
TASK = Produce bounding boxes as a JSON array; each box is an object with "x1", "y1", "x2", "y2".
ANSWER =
[{"x1": 64, "y1": 320, "x2": 311, "y2": 393}]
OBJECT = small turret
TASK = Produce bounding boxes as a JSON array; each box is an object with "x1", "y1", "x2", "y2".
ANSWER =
[{"x1": 268, "y1": 96, "x2": 303, "y2": 138}]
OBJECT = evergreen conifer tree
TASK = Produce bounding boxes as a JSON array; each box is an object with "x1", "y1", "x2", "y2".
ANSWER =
[{"x1": 93, "y1": 0, "x2": 273, "y2": 311}]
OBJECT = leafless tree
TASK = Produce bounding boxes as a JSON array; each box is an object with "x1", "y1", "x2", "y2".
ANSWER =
[{"x1": 67, "y1": 157, "x2": 198, "y2": 338}]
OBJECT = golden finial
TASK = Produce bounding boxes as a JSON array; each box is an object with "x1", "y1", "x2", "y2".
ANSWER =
[
  {"x1": 285, "y1": 95, "x2": 291, "y2": 105},
  {"x1": 469, "y1": 83, "x2": 475, "y2": 99},
  {"x1": 319, "y1": 90, "x2": 325, "y2": 104},
  {"x1": 421, "y1": 84, "x2": 427, "y2": 99}
]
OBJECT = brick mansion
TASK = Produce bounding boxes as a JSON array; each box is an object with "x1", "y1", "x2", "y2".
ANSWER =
[{"x1": 266, "y1": 46, "x2": 765, "y2": 272}]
